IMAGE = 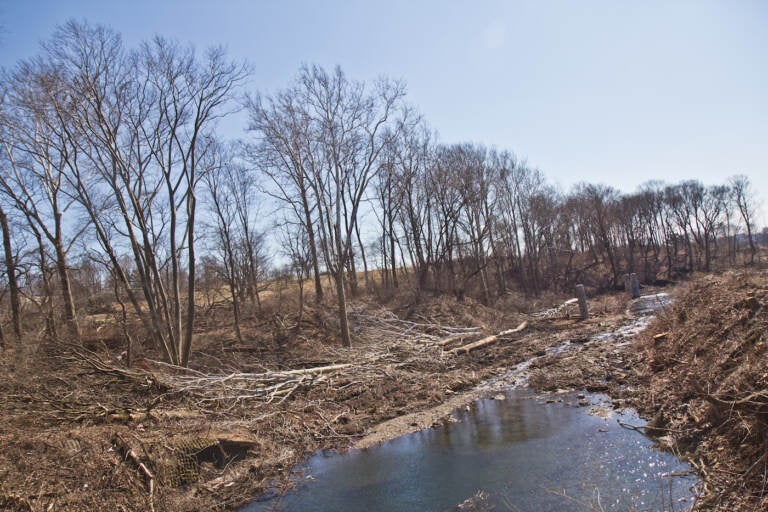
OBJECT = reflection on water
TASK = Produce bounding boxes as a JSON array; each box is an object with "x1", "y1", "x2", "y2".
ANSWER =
[{"x1": 242, "y1": 390, "x2": 697, "y2": 512}]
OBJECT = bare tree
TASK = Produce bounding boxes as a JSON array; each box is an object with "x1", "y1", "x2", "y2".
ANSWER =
[
  {"x1": 0, "y1": 59, "x2": 83, "y2": 339},
  {"x1": 226, "y1": 149, "x2": 267, "y2": 310},
  {"x1": 279, "y1": 220, "x2": 312, "y2": 330},
  {"x1": 203, "y1": 141, "x2": 266, "y2": 342},
  {"x1": 203, "y1": 144, "x2": 245, "y2": 343},
  {"x1": 0, "y1": 205, "x2": 20, "y2": 344},
  {"x1": 47, "y1": 20, "x2": 247, "y2": 365},
  {"x1": 389, "y1": 117, "x2": 434, "y2": 292},
  {"x1": 245, "y1": 85, "x2": 326, "y2": 302},
  {"x1": 730, "y1": 175, "x2": 758, "y2": 264},
  {"x1": 301, "y1": 65, "x2": 405, "y2": 347},
  {"x1": 0, "y1": 97, "x2": 22, "y2": 350},
  {"x1": 491, "y1": 151, "x2": 526, "y2": 291},
  {"x1": 375, "y1": 114, "x2": 417, "y2": 290},
  {"x1": 249, "y1": 65, "x2": 403, "y2": 346}
]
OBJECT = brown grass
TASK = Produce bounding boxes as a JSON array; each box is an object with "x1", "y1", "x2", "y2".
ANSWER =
[
  {"x1": 620, "y1": 269, "x2": 768, "y2": 511},
  {"x1": 0, "y1": 281, "x2": 635, "y2": 511}
]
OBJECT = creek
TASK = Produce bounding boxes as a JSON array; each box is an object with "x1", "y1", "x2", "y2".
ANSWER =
[{"x1": 242, "y1": 293, "x2": 698, "y2": 512}]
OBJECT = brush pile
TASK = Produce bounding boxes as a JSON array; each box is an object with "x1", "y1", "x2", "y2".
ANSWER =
[{"x1": 628, "y1": 269, "x2": 768, "y2": 511}]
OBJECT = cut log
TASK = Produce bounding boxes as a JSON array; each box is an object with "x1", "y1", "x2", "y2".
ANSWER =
[
  {"x1": 437, "y1": 331, "x2": 481, "y2": 347},
  {"x1": 448, "y1": 321, "x2": 528, "y2": 355},
  {"x1": 575, "y1": 284, "x2": 588, "y2": 320}
]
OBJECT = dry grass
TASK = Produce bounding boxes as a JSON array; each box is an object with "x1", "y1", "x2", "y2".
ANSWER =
[
  {"x1": 618, "y1": 269, "x2": 768, "y2": 511},
  {"x1": 0, "y1": 276, "x2": 694, "y2": 512}
]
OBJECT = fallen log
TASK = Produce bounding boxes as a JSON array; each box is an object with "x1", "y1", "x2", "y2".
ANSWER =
[
  {"x1": 161, "y1": 363, "x2": 356, "y2": 406},
  {"x1": 447, "y1": 321, "x2": 528, "y2": 355},
  {"x1": 436, "y1": 330, "x2": 482, "y2": 347}
]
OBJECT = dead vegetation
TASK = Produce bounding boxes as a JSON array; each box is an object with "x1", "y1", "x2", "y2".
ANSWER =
[
  {"x1": 618, "y1": 269, "x2": 768, "y2": 511},
  {"x1": 0, "y1": 290, "x2": 630, "y2": 512},
  {"x1": 4, "y1": 268, "x2": 767, "y2": 511},
  {"x1": 529, "y1": 268, "x2": 768, "y2": 511}
]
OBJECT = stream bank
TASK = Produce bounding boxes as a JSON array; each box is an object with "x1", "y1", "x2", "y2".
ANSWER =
[
  {"x1": 240, "y1": 291, "x2": 699, "y2": 512},
  {"x1": 245, "y1": 390, "x2": 698, "y2": 512},
  {"x1": 355, "y1": 293, "x2": 671, "y2": 451},
  {"x1": 1, "y1": 285, "x2": 706, "y2": 512},
  {"x1": 526, "y1": 270, "x2": 768, "y2": 511},
  {"x1": 0, "y1": 291, "x2": 637, "y2": 511},
  {"x1": 3, "y1": 273, "x2": 762, "y2": 511}
]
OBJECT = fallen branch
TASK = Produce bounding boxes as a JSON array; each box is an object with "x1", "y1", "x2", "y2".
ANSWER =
[
  {"x1": 532, "y1": 298, "x2": 579, "y2": 319},
  {"x1": 436, "y1": 330, "x2": 482, "y2": 347},
  {"x1": 161, "y1": 363, "x2": 357, "y2": 406},
  {"x1": 617, "y1": 419, "x2": 646, "y2": 433},
  {"x1": 113, "y1": 433, "x2": 155, "y2": 512},
  {"x1": 448, "y1": 321, "x2": 528, "y2": 355},
  {"x1": 272, "y1": 363, "x2": 353, "y2": 377}
]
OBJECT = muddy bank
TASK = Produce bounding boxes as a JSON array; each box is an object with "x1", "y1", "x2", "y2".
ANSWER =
[
  {"x1": 356, "y1": 293, "x2": 669, "y2": 451},
  {"x1": 624, "y1": 270, "x2": 768, "y2": 511},
  {"x1": 530, "y1": 270, "x2": 768, "y2": 511},
  {"x1": 0, "y1": 293, "x2": 633, "y2": 511}
]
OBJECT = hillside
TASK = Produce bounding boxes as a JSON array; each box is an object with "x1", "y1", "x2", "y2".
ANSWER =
[{"x1": 622, "y1": 270, "x2": 768, "y2": 510}]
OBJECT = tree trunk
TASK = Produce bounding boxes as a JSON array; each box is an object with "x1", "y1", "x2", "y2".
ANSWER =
[
  {"x1": 354, "y1": 220, "x2": 370, "y2": 290},
  {"x1": 228, "y1": 271, "x2": 243, "y2": 344},
  {"x1": 54, "y1": 225, "x2": 79, "y2": 340},
  {"x1": 296, "y1": 277, "x2": 305, "y2": 331},
  {"x1": 302, "y1": 195, "x2": 324, "y2": 302},
  {"x1": 335, "y1": 269, "x2": 351, "y2": 347},
  {"x1": 0, "y1": 207, "x2": 22, "y2": 344},
  {"x1": 181, "y1": 191, "x2": 197, "y2": 367},
  {"x1": 704, "y1": 233, "x2": 711, "y2": 272},
  {"x1": 37, "y1": 240, "x2": 57, "y2": 339},
  {"x1": 746, "y1": 222, "x2": 756, "y2": 264},
  {"x1": 346, "y1": 245, "x2": 358, "y2": 296},
  {"x1": 380, "y1": 230, "x2": 390, "y2": 288},
  {"x1": 388, "y1": 212, "x2": 399, "y2": 288}
]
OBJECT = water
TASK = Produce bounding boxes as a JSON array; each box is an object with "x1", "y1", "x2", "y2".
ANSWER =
[
  {"x1": 242, "y1": 389, "x2": 698, "y2": 512},
  {"x1": 626, "y1": 293, "x2": 672, "y2": 317},
  {"x1": 482, "y1": 292, "x2": 674, "y2": 392},
  {"x1": 243, "y1": 292, "x2": 694, "y2": 511}
]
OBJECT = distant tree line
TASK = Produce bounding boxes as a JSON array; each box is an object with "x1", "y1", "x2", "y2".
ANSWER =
[{"x1": 0, "y1": 21, "x2": 761, "y2": 364}]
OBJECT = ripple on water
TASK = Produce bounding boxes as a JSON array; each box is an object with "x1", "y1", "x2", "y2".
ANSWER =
[{"x1": 241, "y1": 389, "x2": 699, "y2": 512}]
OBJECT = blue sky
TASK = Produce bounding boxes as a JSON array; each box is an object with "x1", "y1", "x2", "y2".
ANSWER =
[{"x1": 1, "y1": 0, "x2": 766, "y2": 221}]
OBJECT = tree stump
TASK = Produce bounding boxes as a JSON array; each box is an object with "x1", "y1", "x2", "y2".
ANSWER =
[{"x1": 575, "y1": 284, "x2": 588, "y2": 320}]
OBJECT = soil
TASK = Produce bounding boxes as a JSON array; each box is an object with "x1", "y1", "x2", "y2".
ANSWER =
[{"x1": 1, "y1": 272, "x2": 766, "y2": 511}]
